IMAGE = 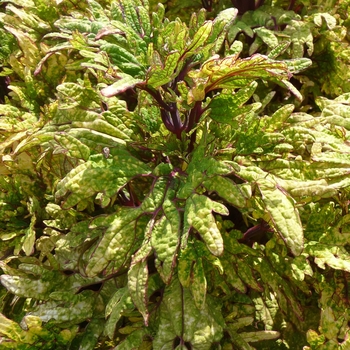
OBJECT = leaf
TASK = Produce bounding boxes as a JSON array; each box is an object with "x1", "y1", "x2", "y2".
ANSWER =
[
  {"x1": 30, "y1": 291, "x2": 95, "y2": 323},
  {"x1": 54, "y1": 132, "x2": 91, "y2": 161},
  {"x1": 147, "y1": 50, "x2": 181, "y2": 88},
  {"x1": 100, "y1": 74, "x2": 143, "y2": 97},
  {"x1": 203, "y1": 176, "x2": 251, "y2": 208},
  {"x1": 234, "y1": 256, "x2": 263, "y2": 292},
  {"x1": 258, "y1": 180, "x2": 304, "y2": 256},
  {"x1": 264, "y1": 104, "x2": 295, "y2": 132},
  {"x1": 256, "y1": 259, "x2": 303, "y2": 321},
  {"x1": 254, "y1": 27, "x2": 279, "y2": 49},
  {"x1": 0, "y1": 314, "x2": 38, "y2": 345},
  {"x1": 153, "y1": 278, "x2": 224, "y2": 349},
  {"x1": 284, "y1": 57, "x2": 312, "y2": 74},
  {"x1": 151, "y1": 195, "x2": 181, "y2": 283},
  {"x1": 191, "y1": 257, "x2": 207, "y2": 310},
  {"x1": 85, "y1": 208, "x2": 143, "y2": 277},
  {"x1": 306, "y1": 242, "x2": 350, "y2": 272},
  {"x1": 115, "y1": 329, "x2": 148, "y2": 350},
  {"x1": 187, "y1": 21, "x2": 213, "y2": 53},
  {"x1": 227, "y1": 329, "x2": 254, "y2": 350},
  {"x1": 128, "y1": 240, "x2": 153, "y2": 325},
  {"x1": 78, "y1": 318, "x2": 105, "y2": 350},
  {"x1": 0, "y1": 273, "x2": 56, "y2": 300},
  {"x1": 285, "y1": 20, "x2": 314, "y2": 57},
  {"x1": 220, "y1": 258, "x2": 246, "y2": 293},
  {"x1": 55, "y1": 151, "x2": 151, "y2": 209},
  {"x1": 208, "y1": 82, "x2": 258, "y2": 124},
  {"x1": 4, "y1": 26, "x2": 40, "y2": 68},
  {"x1": 105, "y1": 288, "x2": 134, "y2": 339},
  {"x1": 178, "y1": 244, "x2": 196, "y2": 288},
  {"x1": 188, "y1": 54, "x2": 290, "y2": 103},
  {"x1": 22, "y1": 214, "x2": 36, "y2": 256},
  {"x1": 184, "y1": 194, "x2": 228, "y2": 256},
  {"x1": 240, "y1": 331, "x2": 280, "y2": 342}
]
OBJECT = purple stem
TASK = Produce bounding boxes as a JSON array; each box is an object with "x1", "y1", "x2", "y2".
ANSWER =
[{"x1": 186, "y1": 101, "x2": 203, "y2": 153}]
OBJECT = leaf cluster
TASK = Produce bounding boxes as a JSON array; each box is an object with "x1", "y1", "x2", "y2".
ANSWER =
[{"x1": 1, "y1": 0, "x2": 350, "y2": 349}]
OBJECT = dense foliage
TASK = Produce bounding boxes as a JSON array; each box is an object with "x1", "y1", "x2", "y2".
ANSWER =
[{"x1": 1, "y1": 0, "x2": 350, "y2": 349}]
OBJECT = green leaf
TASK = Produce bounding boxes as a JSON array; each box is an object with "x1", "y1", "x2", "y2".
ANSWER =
[
  {"x1": 234, "y1": 256, "x2": 263, "y2": 292},
  {"x1": 254, "y1": 27, "x2": 279, "y2": 49},
  {"x1": 153, "y1": 278, "x2": 224, "y2": 349},
  {"x1": 203, "y1": 176, "x2": 251, "y2": 208},
  {"x1": 55, "y1": 151, "x2": 151, "y2": 209},
  {"x1": 4, "y1": 25, "x2": 40, "y2": 68},
  {"x1": 284, "y1": 58, "x2": 312, "y2": 74},
  {"x1": 128, "y1": 240, "x2": 153, "y2": 325},
  {"x1": 187, "y1": 21, "x2": 213, "y2": 53},
  {"x1": 227, "y1": 329, "x2": 254, "y2": 350},
  {"x1": 264, "y1": 104, "x2": 295, "y2": 132},
  {"x1": 151, "y1": 195, "x2": 181, "y2": 283},
  {"x1": 184, "y1": 194, "x2": 228, "y2": 256},
  {"x1": 105, "y1": 288, "x2": 134, "y2": 339},
  {"x1": 208, "y1": 82, "x2": 258, "y2": 125},
  {"x1": 285, "y1": 20, "x2": 314, "y2": 58},
  {"x1": 240, "y1": 331, "x2": 280, "y2": 343},
  {"x1": 54, "y1": 133, "x2": 91, "y2": 161},
  {"x1": 85, "y1": 208, "x2": 143, "y2": 277},
  {"x1": 188, "y1": 54, "x2": 290, "y2": 103},
  {"x1": 115, "y1": 329, "x2": 148, "y2": 350},
  {"x1": 258, "y1": 180, "x2": 304, "y2": 256},
  {"x1": 0, "y1": 314, "x2": 32, "y2": 344},
  {"x1": 78, "y1": 318, "x2": 105, "y2": 350},
  {"x1": 191, "y1": 257, "x2": 207, "y2": 310},
  {"x1": 306, "y1": 242, "x2": 350, "y2": 272},
  {"x1": 0, "y1": 273, "x2": 56, "y2": 300},
  {"x1": 100, "y1": 74, "x2": 143, "y2": 97},
  {"x1": 178, "y1": 243, "x2": 196, "y2": 288},
  {"x1": 22, "y1": 213, "x2": 36, "y2": 256},
  {"x1": 222, "y1": 260, "x2": 247, "y2": 293},
  {"x1": 147, "y1": 50, "x2": 181, "y2": 88},
  {"x1": 30, "y1": 291, "x2": 95, "y2": 323}
]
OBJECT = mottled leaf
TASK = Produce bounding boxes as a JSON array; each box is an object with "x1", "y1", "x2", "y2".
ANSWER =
[
  {"x1": 258, "y1": 180, "x2": 304, "y2": 256},
  {"x1": 184, "y1": 194, "x2": 228, "y2": 256}
]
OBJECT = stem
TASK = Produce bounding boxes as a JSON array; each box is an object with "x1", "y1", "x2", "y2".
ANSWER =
[
  {"x1": 169, "y1": 102, "x2": 184, "y2": 140},
  {"x1": 142, "y1": 85, "x2": 171, "y2": 111},
  {"x1": 288, "y1": 0, "x2": 296, "y2": 10},
  {"x1": 161, "y1": 109, "x2": 175, "y2": 133},
  {"x1": 186, "y1": 101, "x2": 203, "y2": 153},
  {"x1": 186, "y1": 101, "x2": 202, "y2": 133}
]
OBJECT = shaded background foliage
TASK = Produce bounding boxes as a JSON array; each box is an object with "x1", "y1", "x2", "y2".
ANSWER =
[{"x1": 1, "y1": 0, "x2": 350, "y2": 349}]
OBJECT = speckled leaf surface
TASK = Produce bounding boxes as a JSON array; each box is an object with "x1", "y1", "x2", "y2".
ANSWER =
[
  {"x1": 2, "y1": 0, "x2": 350, "y2": 349},
  {"x1": 184, "y1": 194, "x2": 228, "y2": 256}
]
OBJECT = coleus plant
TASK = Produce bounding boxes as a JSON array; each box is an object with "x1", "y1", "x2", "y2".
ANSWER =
[{"x1": 1, "y1": 0, "x2": 350, "y2": 349}]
